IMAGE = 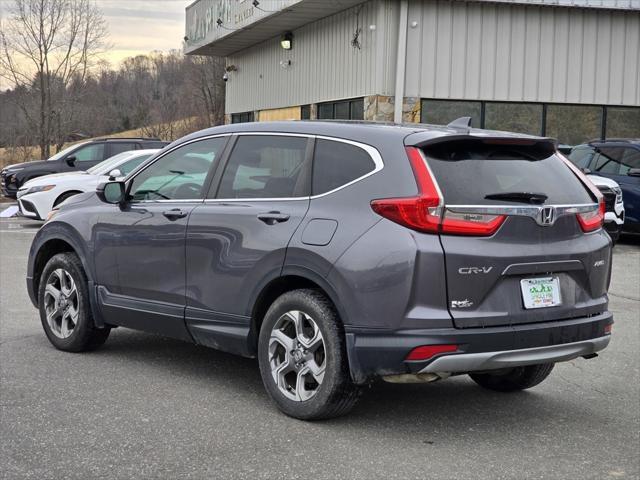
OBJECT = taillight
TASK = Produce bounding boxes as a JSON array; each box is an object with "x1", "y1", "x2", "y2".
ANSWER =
[
  {"x1": 370, "y1": 147, "x2": 505, "y2": 236},
  {"x1": 577, "y1": 198, "x2": 605, "y2": 232},
  {"x1": 406, "y1": 344, "x2": 458, "y2": 361}
]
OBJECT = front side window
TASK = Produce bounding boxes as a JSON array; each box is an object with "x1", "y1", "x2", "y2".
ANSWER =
[
  {"x1": 312, "y1": 139, "x2": 376, "y2": 195},
  {"x1": 119, "y1": 155, "x2": 152, "y2": 176},
  {"x1": 72, "y1": 143, "x2": 105, "y2": 162},
  {"x1": 129, "y1": 137, "x2": 226, "y2": 201},
  {"x1": 216, "y1": 135, "x2": 309, "y2": 199}
]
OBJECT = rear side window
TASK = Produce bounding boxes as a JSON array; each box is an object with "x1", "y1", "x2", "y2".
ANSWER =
[
  {"x1": 216, "y1": 135, "x2": 309, "y2": 199},
  {"x1": 312, "y1": 139, "x2": 375, "y2": 195},
  {"x1": 107, "y1": 142, "x2": 138, "y2": 158},
  {"x1": 423, "y1": 140, "x2": 594, "y2": 205},
  {"x1": 593, "y1": 146, "x2": 640, "y2": 175},
  {"x1": 568, "y1": 146, "x2": 595, "y2": 169}
]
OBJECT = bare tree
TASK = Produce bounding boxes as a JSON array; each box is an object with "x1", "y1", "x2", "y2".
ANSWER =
[{"x1": 0, "y1": 0, "x2": 107, "y2": 158}]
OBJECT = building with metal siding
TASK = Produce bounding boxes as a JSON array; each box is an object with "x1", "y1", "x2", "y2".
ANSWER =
[{"x1": 185, "y1": 0, "x2": 640, "y2": 144}]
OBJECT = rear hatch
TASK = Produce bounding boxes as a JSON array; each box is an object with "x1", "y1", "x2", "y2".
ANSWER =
[{"x1": 382, "y1": 135, "x2": 611, "y2": 329}]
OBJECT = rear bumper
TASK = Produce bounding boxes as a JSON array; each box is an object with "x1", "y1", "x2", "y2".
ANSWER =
[
  {"x1": 345, "y1": 311, "x2": 612, "y2": 383},
  {"x1": 419, "y1": 335, "x2": 609, "y2": 373}
]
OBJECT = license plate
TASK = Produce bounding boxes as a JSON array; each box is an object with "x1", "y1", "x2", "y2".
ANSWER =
[{"x1": 520, "y1": 277, "x2": 561, "y2": 309}]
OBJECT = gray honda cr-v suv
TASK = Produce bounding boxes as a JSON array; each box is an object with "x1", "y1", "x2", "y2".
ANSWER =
[{"x1": 27, "y1": 121, "x2": 613, "y2": 420}]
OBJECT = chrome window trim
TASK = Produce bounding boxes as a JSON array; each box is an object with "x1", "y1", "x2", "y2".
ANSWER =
[
  {"x1": 207, "y1": 132, "x2": 384, "y2": 202},
  {"x1": 125, "y1": 132, "x2": 384, "y2": 203}
]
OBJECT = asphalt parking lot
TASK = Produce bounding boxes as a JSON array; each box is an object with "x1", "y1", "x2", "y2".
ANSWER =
[{"x1": 1, "y1": 215, "x2": 638, "y2": 480}]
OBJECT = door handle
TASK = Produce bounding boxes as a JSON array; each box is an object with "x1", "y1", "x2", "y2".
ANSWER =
[
  {"x1": 163, "y1": 208, "x2": 188, "y2": 220},
  {"x1": 257, "y1": 211, "x2": 290, "y2": 225}
]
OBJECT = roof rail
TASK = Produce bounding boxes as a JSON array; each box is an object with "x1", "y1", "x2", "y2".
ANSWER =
[
  {"x1": 94, "y1": 137, "x2": 163, "y2": 141},
  {"x1": 588, "y1": 138, "x2": 639, "y2": 144}
]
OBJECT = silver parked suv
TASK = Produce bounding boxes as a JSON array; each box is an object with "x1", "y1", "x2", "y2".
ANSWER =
[{"x1": 27, "y1": 121, "x2": 613, "y2": 420}]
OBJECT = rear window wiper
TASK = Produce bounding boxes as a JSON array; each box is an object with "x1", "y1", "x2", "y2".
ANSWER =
[{"x1": 484, "y1": 192, "x2": 548, "y2": 204}]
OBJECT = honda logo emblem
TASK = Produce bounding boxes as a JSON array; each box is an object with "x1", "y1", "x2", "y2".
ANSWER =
[{"x1": 538, "y1": 206, "x2": 556, "y2": 226}]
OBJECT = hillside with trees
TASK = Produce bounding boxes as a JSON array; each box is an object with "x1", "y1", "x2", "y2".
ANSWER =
[{"x1": 0, "y1": 0, "x2": 225, "y2": 165}]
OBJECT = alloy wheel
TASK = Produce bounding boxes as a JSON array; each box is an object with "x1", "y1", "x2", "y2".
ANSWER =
[
  {"x1": 43, "y1": 268, "x2": 79, "y2": 339},
  {"x1": 268, "y1": 310, "x2": 326, "y2": 402}
]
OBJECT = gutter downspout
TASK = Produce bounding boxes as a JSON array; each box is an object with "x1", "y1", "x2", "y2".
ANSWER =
[{"x1": 393, "y1": 0, "x2": 409, "y2": 124}]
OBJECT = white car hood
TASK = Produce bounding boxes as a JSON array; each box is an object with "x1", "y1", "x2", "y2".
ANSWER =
[
  {"x1": 21, "y1": 172, "x2": 100, "y2": 189},
  {"x1": 587, "y1": 174, "x2": 620, "y2": 189}
]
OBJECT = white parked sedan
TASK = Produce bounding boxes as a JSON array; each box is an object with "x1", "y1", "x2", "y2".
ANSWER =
[
  {"x1": 587, "y1": 174, "x2": 625, "y2": 244},
  {"x1": 17, "y1": 149, "x2": 158, "y2": 220}
]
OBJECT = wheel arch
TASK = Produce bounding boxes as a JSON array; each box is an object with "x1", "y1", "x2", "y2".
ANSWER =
[
  {"x1": 53, "y1": 190, "x2": 83, "y2": 207},
  {"x1": 28, "y1": 223, "x2": 94, "y2": 308},
  {"x1": 247, "y1": 266, "x2": 348, "y2": 356}
]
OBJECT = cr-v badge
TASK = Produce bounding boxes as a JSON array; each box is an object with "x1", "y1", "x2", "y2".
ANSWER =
[{"x1": 459, "y1": 266, "x2": 493, "y2": 274}]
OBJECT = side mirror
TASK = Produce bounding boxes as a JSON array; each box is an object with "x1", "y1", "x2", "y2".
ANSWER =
[
  {"x1": 108, "y1": 168, "x2": 122, "y2": 180},
  {"x1": 65, "y1": 156, "x2": 76, "y2": 167},
  {"x1": 628, "y1": 168, "x2": 640, "y2": 177},
  {"x1": 97, "y1": 181, "x2": 126, "y2": 204},
  {"x1": 581, "y1": 167, "x2": 592, "y2": 174}
]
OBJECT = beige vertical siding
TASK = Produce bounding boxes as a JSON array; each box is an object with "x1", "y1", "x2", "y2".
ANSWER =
[
  {"x1": 226, "y1": 2, "x2": 382, "y2": 114},
  {"x1": 405, "y1": 0, "x2": 640, "y2": 105}
]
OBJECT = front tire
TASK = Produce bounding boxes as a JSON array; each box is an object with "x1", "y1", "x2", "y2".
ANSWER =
[
  {"x1": 38, "y1": 252, "x2": 110, "y2": 352},
  {"x1": 258, "y1": 289, "x2": 359, "y2": 420},
  {"x1": 469, "y1": 363, "x2": 554, "y2": 392}
]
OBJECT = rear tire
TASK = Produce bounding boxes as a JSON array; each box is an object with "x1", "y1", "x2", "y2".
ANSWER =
[
  {"x1": 258, "y1": 289, "x2": 360, "y2": 420},
  {"x1": 469, "y1": 363, "x2": 554, "y2": 392},
  {"x1": 38, "y1": 252, "x2": 110, "y2": 352}
]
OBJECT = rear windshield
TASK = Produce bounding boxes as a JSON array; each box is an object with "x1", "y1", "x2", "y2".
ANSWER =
[{"x1": 423, "y1": 140, "x2": 594, "y2": 205}]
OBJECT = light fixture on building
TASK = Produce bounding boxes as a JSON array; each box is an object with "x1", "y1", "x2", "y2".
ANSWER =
[{"x1": 280, "y1": 32, "x2": 293, "y2": 50}]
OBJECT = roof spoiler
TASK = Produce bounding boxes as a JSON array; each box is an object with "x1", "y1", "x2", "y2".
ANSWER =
[{"x1": 406, "y1": 134, "x2": 558, "y2": 157}]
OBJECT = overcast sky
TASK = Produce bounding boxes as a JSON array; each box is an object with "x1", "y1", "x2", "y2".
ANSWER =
[
  {"x1": 0, "y1": 0, "x2": 187, "y2": 90},
  {"x1": 99, "y1": 0, "x2": 187, "y2": 65}
]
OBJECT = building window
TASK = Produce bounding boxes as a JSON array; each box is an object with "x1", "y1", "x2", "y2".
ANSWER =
[
  {"x1": 484, "y1": 102, "x2": 543, "y2": 136},
  {"x1": 317, "y1": 98, "x2": 364, "y2": 120},
  {"x1": 545, "y1": 105, "x2": 603, "y2": 146},
  {"x1": 420, "y1": 99, "x2": 482, "y2": 127},
  {"x1": 606, "y1": 107, "x2": 640, "y2": 139},
  {"x1": 419, "y1": 98, "x2": 640, "y2": 146},
  {"x1": 231, "y1": 112, "x2": 254, "y2": 124},
  {"x1": 301, "y1": 105, "x2": 311, "y2": 120}
]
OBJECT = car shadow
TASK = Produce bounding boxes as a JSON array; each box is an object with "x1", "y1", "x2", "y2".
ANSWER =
[{"x1": 92, "y1": 329, "x2": 608, "y2": 440}]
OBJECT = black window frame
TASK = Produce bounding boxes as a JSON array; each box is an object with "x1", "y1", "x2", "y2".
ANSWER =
[
  {"x1": 317, "y1": 97, "x2": 364, "y2": 121},
  {"x1": 231, "y1": 111, "x2": 255, "y2": 124},
  {"x1": 419, "y1": 98, "x2": 640, "y2": 145}
]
